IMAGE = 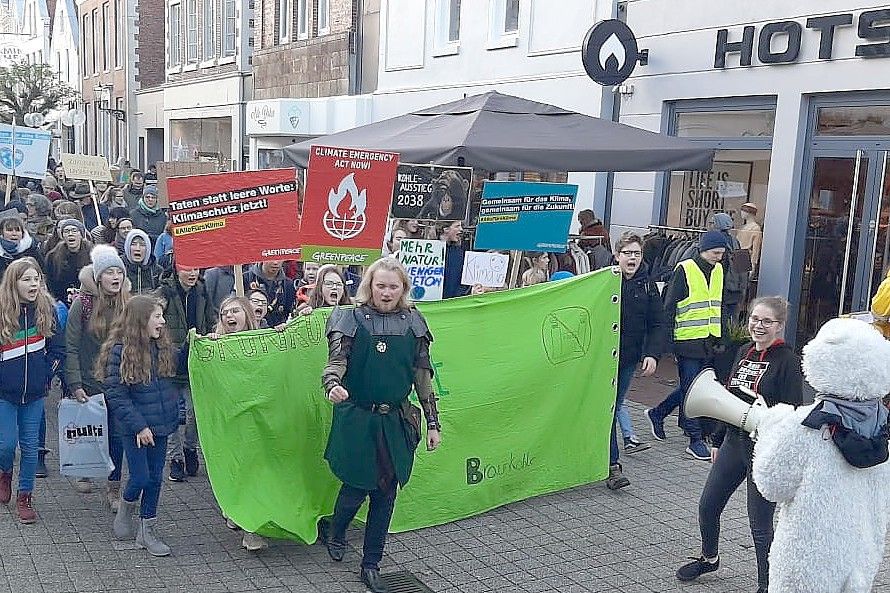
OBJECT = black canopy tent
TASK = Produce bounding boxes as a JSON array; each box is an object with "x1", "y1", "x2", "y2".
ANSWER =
[{"x1": 283, "y1": 91, "x2": 714, "y2": 172}]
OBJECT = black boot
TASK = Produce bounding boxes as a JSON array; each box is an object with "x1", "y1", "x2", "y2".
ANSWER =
[
  {"x1": 35, "y1": 451, "x2": 48, "y2": 479},
  {"x1": 318, "y1": 518, "x2": 344, "y2": 562},
  {"x1": 183, "y1": 448, "x2": 199, "y2": 477},
  {"x1": 360, "y1": 567, "x2": 388, "y2": 593}
]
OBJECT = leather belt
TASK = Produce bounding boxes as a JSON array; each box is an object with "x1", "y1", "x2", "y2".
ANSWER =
[{"x1": 358, "y1": 402, "x2": 393, "y2": 415}]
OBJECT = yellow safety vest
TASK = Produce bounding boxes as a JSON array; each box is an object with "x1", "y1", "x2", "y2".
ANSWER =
[{"x1": 674, "y1": 259, "x2": 723, "y2": 341}]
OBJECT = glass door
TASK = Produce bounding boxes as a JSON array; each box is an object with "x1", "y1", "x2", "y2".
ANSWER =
[
  {"x1": 796, "y1": 151, "x2": 869, "y2": 346},
  {"x1": 862, "y1": 152, "x2": 890, "y2": 309}
]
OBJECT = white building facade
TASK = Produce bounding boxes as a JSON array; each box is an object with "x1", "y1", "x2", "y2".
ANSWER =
[
  {"x1": 613, "y1": 0, "x2": 890, "y2": 345},
  {"x1": 49, "y1": 0, "x2": 82, "y2": 154}
]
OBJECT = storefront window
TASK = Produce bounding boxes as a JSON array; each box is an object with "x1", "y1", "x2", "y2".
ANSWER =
[
  {"x1": 676, "y1": 109, "x2": 775, "y2": 138},
  {"x1": 257, "y1": 148, "x2": 287, "y2": 170},
  {"x1": 169, "y1": 117, "x2": 232, "y2": 164},
  {"x1": 816, "y1": 105, "x2": 890, "y2": 136}
]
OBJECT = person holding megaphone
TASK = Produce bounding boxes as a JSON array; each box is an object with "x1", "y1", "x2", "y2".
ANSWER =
[{"x1": 675, "y1": 296, "x2": 804, "y2": 593}]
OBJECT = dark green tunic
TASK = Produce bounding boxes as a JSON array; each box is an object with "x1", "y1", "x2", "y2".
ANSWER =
[{"x1": 324, "y1": 311, "x2": 418, "y2": 490}]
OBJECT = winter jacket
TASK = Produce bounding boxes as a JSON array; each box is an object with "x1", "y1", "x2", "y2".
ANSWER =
[
  {"x1": 204, "y1": 266, "x2": 235, "y2": 314},
  {"x1": 443, "y1": 244, "x2": 469, "y2": 299},
  {"x1": 130, "y1": 203, "x2": 168, "y2": 243},
  {"x1": 64, "y1": 266, "x2": 126, "y2": 395},
  {"x1": 243, "y1": 264, "x2": 296, "y2": 326},
  {"x1": 104, "y1": 343, "x2": 180, "y2": 438},
  {"x1": 154, "y1": 275, "x2": 212, "y2": 383},
  {"x1": 125, "y1": 258, "x2": 161, "y2": 294},
  {"x1": 81, "y1": 201, "x2": 109, "y2": 231},
  {"x1": 619, "y1": 262, "x2": 666, "y2": 368},
  {"x1": 121, "y1": 185, "x2": 143, "y2": 210},
  {"x1": 663, "y1": 254, "x2": 721, "y2": 360},
  {"x1": 153, "y1": 232, "x2": 173, "y2": 271},
  {"x1": 45, "y1": 241, "x2": 92, "y2": 304},
  {"x1": 0, "y1": 304, "x2": 64, "y2": 405},
  {"x1": 0, "y1": 231, "x2": 45, "y2": 279}
]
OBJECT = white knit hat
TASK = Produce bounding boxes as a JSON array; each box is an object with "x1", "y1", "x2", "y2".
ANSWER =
[{"x1": 91, "y1": 244, "x2": 125, "y2": 280}]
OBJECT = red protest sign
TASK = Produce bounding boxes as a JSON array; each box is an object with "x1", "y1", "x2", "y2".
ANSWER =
[
  {"x1": 300, "y1": 145, "x2": 399, "y2": 265},
  {"x1": 168, "y1": 168, "x2": 301, "y2": 268}
]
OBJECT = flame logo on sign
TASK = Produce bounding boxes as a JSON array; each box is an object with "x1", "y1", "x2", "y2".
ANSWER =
[
  {"x1": 323, "y1": 173, "x2": 368, "y2": 240},
  {"x1": 598, "y1": 33, "x2": 626, "y2": 73}
]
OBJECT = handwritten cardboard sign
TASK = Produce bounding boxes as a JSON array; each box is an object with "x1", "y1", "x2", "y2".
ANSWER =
[
  {"x1": 461, "y1": 251, "x2": 510, "y2": 288},
  {"x1": 60, "y1": 153, "x2": 113, "y2": 182},
  {"x1": 397, "y1": 238, "x2": 445, "y2": 301}
]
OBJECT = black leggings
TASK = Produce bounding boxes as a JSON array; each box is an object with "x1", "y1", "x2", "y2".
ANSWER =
[{"x1": 699, "y1": 428, "x2": 775, "y2": 589}]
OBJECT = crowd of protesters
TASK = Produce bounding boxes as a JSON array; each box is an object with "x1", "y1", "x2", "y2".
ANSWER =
[{"x1": 0, "y1": 161, "x2": 792, "y2": 592}]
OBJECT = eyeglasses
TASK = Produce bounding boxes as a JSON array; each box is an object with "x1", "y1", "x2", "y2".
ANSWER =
[
  {"x1": 249, "y1": 298, "x2": 268, "y2": 306},
  {"x1": 618, "y1": 250, "x2": 642, "y2": 258},
  {"x1": 220, "y1": 307, "x2": 244, "y2": 316},
  {"x1": 322, "y1": 280, "x2": 344, "y2": 288},
  {"x1": 749, "y1": 316, "x2": 779, "y2": 328}
]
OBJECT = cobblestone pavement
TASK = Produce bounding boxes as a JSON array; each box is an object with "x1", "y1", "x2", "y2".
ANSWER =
[{"x1": 2, "y1": 384, "x2": 888, "y2": 593}]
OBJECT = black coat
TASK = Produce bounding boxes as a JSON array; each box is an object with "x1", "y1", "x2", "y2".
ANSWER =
[
  {"x1": 619, "y1": 262, "x2": 666, "y2": 367},
  {"x1": 45, "y1": 242, "x2": 91, "y2": 303}
]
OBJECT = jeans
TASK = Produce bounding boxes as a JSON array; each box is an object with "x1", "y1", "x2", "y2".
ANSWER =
[
  {"x1": 329, "y1": 479, "x2": 398, "y2": 570},
  {"x1": 166, "y1": 385, "x2": 198, "y2": 462},
  {"x1": 649, "y1": 355, "x2": 706, "y2": 442},
  {"x1": 610, "y1": 362, "x2": 638, "y2": 466},
  {"x1": 0, "y1": 398, "x2": 45, "y2": 493},
  {"x1": 122, "y1": 433, "x2": 169, "y2": 519},
  {"x1": 107, "y1": 409, "x2": 124, "y2": 482},
  {"x1": 699, "y1": 429, "x2": 774, "y2": 589}
]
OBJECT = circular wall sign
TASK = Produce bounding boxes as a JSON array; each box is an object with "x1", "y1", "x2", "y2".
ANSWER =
[{"x1": 581, "y1": 19, "x2": 639, "y2": 86}]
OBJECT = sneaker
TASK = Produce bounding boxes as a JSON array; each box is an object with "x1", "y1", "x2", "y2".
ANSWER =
[
  {"x1": 686, "y1": 440, "x2": 711, "y2": 461},
  {"x1": 624, "y1": 436, "x2": 650, "y2": 454},
  {"x1": 606, "y1": 463, "x2": 630, "y2": 490},
  {"x1": 241, "y1": 532, "x2": 268, "y2": 551},
  {"x1": 184, "y1": 448, "x2": 199, "y2": 477},
  {"x1": 645, "y1": 408, "x2": 666, "y2": 441},
  {"x1": 676, "y1": 556, "x2": 719, "y2": 581},
  {"x1": 168, "y1": 460, "x2": 187, "y2": 482}
]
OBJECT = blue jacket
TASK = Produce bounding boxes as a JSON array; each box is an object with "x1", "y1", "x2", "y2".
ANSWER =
[
  {"x1": 103, "y1": 343, "x2": 181, "y2": 438},
  {"x1": 0, "y1": 305, "x2": 64, "y2": 405}
]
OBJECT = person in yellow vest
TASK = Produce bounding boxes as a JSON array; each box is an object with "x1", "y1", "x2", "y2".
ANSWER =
[{"x1": 645, "y1": 230, "x2": 727, "y2": 461}]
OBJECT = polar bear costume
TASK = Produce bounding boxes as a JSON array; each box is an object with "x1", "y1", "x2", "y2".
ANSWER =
[{"x1": 752, "y1": 318, "x2": 890, "y2": 593}]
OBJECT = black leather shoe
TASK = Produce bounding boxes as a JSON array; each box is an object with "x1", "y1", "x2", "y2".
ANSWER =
[
  {"x1": 317, "y1": 519, "x2": 345, "y2": 562},
  {"x1": 360, "y1": 568, "x2": 388, "y2": 593}
]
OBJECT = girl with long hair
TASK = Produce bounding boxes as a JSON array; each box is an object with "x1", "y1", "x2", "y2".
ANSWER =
[
  {"x1": 297, "y1": 265, "x2": 352, "y2": 316},
  {"x1": 65, "y1": 245, "x2": 130, "y2": 503},
  {"x1": 0, "y1": 258, "x2": 63, "y2": 523},
  {"x1": 96, "y1": 295, "x2": 180, "y2": 557},
  {"x1": 0, "y1": 214, "x2": 45, "y2": 279}
]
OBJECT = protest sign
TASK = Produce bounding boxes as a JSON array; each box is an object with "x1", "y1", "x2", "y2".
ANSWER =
[
  {"x1": 168, "y1": 168, "x2": 301, "y2": 268},
  {"x1": 473, "y1": 181, "x2": 578, "y2": 252},
  {"x1": 60, "y1": 153, "x2": 114, "y2": 182},
  {"x1": 0, "y1": 124, "x2": 51, "y2": 178},
  {"x1": 397, "y1": 239, "x2": 446, "y2": 301},
  {"x1": 300, "y1": 145, "x2": 399, "y2": 266},
  {"x1": 461, "y1": 251, "x2": 510, "y2": 288},
  {"x1": 188, "y1": 269, "x2": 619, "y2": 541},
  {"x1": 391, "y1": 163, "x2": 472, "y2": 221},
  {"x1": 156, "y1": 161, "x2": 218, "y2": 207}
]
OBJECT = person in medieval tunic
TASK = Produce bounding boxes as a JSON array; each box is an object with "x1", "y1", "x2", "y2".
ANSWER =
[{"x1": 319, "y1": 257, "x2": 442, "y2": 593}]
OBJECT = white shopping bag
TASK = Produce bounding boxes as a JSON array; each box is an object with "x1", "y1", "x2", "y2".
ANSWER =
[{"x1": 58, "y1": 394, "x2": 115, "y2": 478}]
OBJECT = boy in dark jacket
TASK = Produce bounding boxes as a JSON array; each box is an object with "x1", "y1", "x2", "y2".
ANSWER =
[
  {"x1": 243, "y1": 260, "x2": 295, "y2": 326},
  {"x1": 153, "y1": 266, "x2": 213, "y2": 482},
  {"x1": 607, "y1": 232, "x2": 666, "y2": 490}
]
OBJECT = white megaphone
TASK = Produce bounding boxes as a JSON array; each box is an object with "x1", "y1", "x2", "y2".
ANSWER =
[{"x1": 686, "y1": 368, "x2": 779, "y2": 434}]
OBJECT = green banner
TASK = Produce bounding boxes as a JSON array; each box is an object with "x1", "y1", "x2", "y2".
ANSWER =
[{"x1": 189, "y1": 268, "x2": 620, "y2": 542}]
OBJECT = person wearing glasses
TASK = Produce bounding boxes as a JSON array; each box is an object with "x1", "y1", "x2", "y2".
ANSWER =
[
  {"x1": 676, "y1": 296, "x2": 803, "y2": 593},
  {"x1": 297, "y1": 265, "x2": 352, "y2": 316},
  {"x1": 607, "y1": 232, "x2": 666, "y2": 490}
]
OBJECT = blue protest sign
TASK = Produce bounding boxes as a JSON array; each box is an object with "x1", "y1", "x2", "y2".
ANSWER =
[
  {"x1": 473, "y1": 181, "x2": 578, "y2": 252},
  {"x1": 0, "y1": 124, "x2": 52, "y2": 178}
]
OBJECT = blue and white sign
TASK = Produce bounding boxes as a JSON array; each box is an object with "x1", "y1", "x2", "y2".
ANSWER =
[
  {"x1": 473, "y1": 181, "x2": 578, "y2": 252},
  {"x1": 0, "y1": 123, "x2": 52, "y2": 178},
  {"x1": 397, "y1": 238, "x2": 446, "y2": 301}
]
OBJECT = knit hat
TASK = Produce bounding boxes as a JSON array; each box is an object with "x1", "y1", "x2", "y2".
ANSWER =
[
  {"x1": 143, "y1": 185, "x2": 158, "y2": 197},
  {"x1": 124, "y1": 228, "x2": 151, "y2": 265},
  {"x1": 91, "y1": 244, "x2": 125, "y2": 280},
  {"x1": 699, "y1": 230, "x2": 729, "y2": 253},
  {"x1": 109, "y1": 206, "x2": 130, "y2": 220},
  {"x1": 711, "y1": 213, "x2": 734, "y2": 231},
  {"x1": 58, "y1": 218, "x2": 86, "y2": 237},
  {"x1": 46, "y1": 190, "x2": 62, "y2": 202}
]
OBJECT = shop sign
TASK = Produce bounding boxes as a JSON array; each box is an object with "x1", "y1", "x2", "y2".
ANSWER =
[
  {"x1": 715, "y1": 9, "x2": 890, "y2": 68},
  {"x1": 167, "y1": 168, "x2": 301, "y2": 268},
  {"x1": 679, "y1": 161, "x2": 752, "y2": 229},
  {"x1": 581, "y1": 19, "x2": 647, "y2": 86},
  {"x1": 300, "y1": 145, "x2": 399, "y2": 265},
  {"x1": 246, "y1": 100, "x2": 308, "y2": 135}
]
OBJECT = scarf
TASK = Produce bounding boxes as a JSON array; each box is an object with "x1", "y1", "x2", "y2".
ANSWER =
[
  {"x1": 802, "y1": 395, "x2": 890, "y2": 468},
  {"x1": 137, "y1": 198, "x2": 159, "y2": 215},
  {"x1": 0, "y1": 232, "x2": 33, "y2": 256}
]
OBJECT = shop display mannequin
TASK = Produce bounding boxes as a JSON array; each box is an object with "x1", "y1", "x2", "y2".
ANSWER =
[{"x1": 736, "y1": 203, "x2": 763, "y2": 274}]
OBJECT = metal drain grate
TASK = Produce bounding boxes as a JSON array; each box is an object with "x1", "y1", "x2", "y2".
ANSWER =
[{"x1": 380, "y1": 571, "x2": 435, "y2": 593}]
